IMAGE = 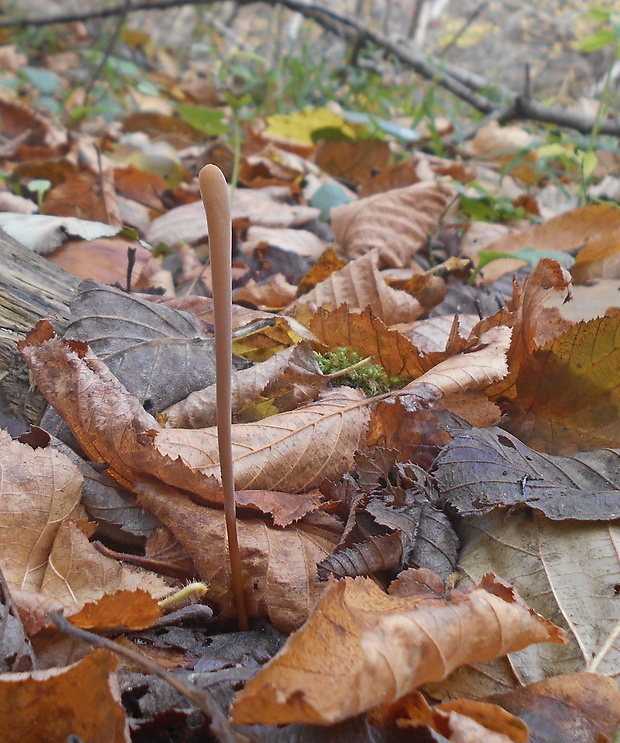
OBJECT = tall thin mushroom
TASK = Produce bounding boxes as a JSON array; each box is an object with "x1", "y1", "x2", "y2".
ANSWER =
[{"x1": 199, "y1": 164, "x2": 248, "y2": 631}]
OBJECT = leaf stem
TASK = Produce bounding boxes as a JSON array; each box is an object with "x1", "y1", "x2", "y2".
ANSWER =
[{"x1": 199, "y1": 164, "x2": 248, "y2": 631}]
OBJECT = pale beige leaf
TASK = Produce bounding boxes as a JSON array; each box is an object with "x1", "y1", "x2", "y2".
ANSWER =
[
  {"x1": 152, "y1": 386, "x2": 370, "y2": 495},
  {"x1": 136, "y1": 479, "x2": 341, "y2": 631},
  {"x1": 458, "y1": 511, "x2": 620, "y2": 684},
  {"x1": 0, "y1": 429, "x2": 82, "y2": 593},
  {"x1": 288, "y1": 249, "x2": 423, "y2": 325},
  {"x1": 41, "y1": 519, "x2": 171, "y2": 607},
  {"x1": 331, "y1": 181, "x2": 457, "y2": 267},
  {"x1": 231, "y1": 571, "x2": 564, "y2": 725},
  {"x1": 242, "y1": 226, "x2": 328, "y2": 260},
  {"x1": 464, "y1": 121, "x2": 538, "y2": 185}
]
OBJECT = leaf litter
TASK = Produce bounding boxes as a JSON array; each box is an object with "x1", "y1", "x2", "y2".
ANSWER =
[{"x1": 2, "y1": 28, "x2": 620, "y2": 740}]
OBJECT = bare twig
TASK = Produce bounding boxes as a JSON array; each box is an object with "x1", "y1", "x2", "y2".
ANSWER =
[
  {"x1": 52, "y1": 611, "x2": 243, "y2": 743},
  {"x1": 6, "y1": 0, "x2": 620, "y2": 137},
  {"x1": 82, "y1": 0, "x2": 132, "y2": 107},
  {"x1": 438, "y1": 1, "x2": 488, "y2": 58}
]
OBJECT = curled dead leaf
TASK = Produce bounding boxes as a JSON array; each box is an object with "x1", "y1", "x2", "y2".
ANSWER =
[{"x1": 231, "y1": 571, "x2": 564, "y2": 725}]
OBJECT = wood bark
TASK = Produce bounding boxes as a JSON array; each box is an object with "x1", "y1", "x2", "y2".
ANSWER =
[{"x1": 0, "y1": 229, "x2": 80, "y2": 424}]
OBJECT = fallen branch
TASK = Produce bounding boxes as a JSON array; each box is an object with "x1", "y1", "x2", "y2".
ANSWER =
[{"x1": 3, "y1": 0, "x2": 619, "y2": 136}]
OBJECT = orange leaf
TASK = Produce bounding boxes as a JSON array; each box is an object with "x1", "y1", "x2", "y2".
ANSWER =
[
  {"x1": 0, "y1": 650, "x2": 129, "y2": 743},
  {"x1": 231, "y1": 571, "x2": 564, "y2": 725}
]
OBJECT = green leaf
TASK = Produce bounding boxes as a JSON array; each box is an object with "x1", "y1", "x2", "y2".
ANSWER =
[
  {"x1": 578, "y1": 29, "x2": 615, "y2": 52},
  {"x1": 175, "y1": 103, "x2": 228, "y2": 136}
]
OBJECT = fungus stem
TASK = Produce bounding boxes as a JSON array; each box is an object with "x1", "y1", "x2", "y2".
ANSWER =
[{"x1": 199, "y1": 164, "x2": 248, "y2": 631}]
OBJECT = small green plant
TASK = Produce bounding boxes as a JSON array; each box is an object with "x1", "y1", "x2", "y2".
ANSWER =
[
  {"x1": 26, "y1": 179, "x2": 51, "y2": 211},
  {"x1": 314, "y1": 348, "x2": 401, "y2": 396}
]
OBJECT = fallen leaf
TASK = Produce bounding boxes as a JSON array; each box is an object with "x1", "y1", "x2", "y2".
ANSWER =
[
  {"x1": 502, "y1": 315, "x2": 620, "y2": 452},
  {"x1": 0, "y1": 213, "x2": 121, "y2": 254},
  {"x1": 331, "y1": 181, "x2": 457, "y2": 267},
  {"x1": 465, "y1": 121, "x2": 538, "y2": 185},
  {"x1": 0, "y1": 649, "x2": 130, "y2": 743},
  {"x1": 63, "y1": 279, "x2": 231, "y2": 414},
  {"x1": 489, "y1": 672, "x2": 620, "y2": 742},
  {"x1": 233, "y1": 274, "x2": 298, "y2": 310},
  {"x1": 241, "y1": 226, "x2": 328, "y2": 260},
  {"x1": 434, "y1": 425, "x2": 620, "y2": 520},
  {"x1": 69, "y1": 589, "x2": 161, "y2": 631},
  {"x1": 0, "y1": 429, "x2": 82, "y2": 593},
  {"x1": 231, "y1": 571, "x2": 564, "y2": 725},
  {"x1": 314, "y1": 139, "x2": 390, "y2": 188},
  {"x1": 45, "y1": 236, "x2": 153, "y2": 288},
  {"x1": 478, "y1": 258, "x2": 573, "y2": 401},
  {"x1": 289, "y1": 249, "x2": 423, "y2": 325},
  {"x1": 467, "y1": 204, "x2": 620, "y2": 283},
  {"x1": 20, "y1": 323, "x2": 369, "y2": 499},
  {"x1": 296, "y1": 245, "x2": 348, "y2": 296},
  {"x1": 458, "y1": 510, "x2": 620, "y2": 683},
  {"x1": 0, "y1": 568, "x2": 36, "y2": 672},
  {"x1": 370, "y1": 691, "x2": 528, "y2": 742},
  {"x1": 162, "y1": 343, "x2": 327, "y2": 428},
  {"x1": 135, "y1": 479, "x2": 341, "y2": 631}
]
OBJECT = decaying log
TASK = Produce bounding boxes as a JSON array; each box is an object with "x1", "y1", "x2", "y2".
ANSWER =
[{"x1": 0, "y1": 229, "x2": 80, "y2": 424}]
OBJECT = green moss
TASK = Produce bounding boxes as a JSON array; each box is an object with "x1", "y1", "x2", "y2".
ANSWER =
[{"x1": 314, "y1": 347, "x2": 401, "y2": 396}]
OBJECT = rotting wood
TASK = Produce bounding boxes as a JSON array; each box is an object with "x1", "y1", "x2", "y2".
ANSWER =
[{"x1": 0, "y1": 228, "x2": 80, "y2": 424}]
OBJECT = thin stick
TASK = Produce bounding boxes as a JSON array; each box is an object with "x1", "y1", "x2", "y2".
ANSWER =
[
  {"x1": 199, "y1": 164, "x2": 248, "y2": 631},
  {"x1": 52, "y1": 612, "x2": 242, "y2": 743}
]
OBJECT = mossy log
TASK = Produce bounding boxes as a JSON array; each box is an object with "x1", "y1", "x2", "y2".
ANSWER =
[{"x1": 0, "y1": 229, "x2": 80, "y2": 424}]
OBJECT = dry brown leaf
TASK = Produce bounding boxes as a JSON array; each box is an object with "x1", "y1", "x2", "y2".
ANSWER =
[
  {"x1": 475, "y1": 259, "x2": 573, "y2": 400},
  {"x1": 163, "y1": 344, "x2": 327, "y2": 428},
  {"x1": 0, "y1": 429, "x2": 82, "y2": 593},
  {"x1": 331, "y1": 180, "x2": 457, "y2": 267},
  {"x1": 309, "y1": 304, "x2": 429, "y2": 378},
  {"x1": 233, "y1": 274, "x2": 298, "y2": 310},
  {"x1": 20, "y1": 323, "x2": 369, "y2": 500},
  {"x1": 46, "y1": 237, "x2": 151, "y2": 286},
  {"x1": 297, "y1": 245, "x2": 348, "y2": 297},
  {"x1": 467, "y1": 204, "x2": 620, "y2": 283},
  {"x1": 502, "y1": 315, "x2": 620, "y2": 453},
  {"x1": 371, "y1": 692, "x2": 528, "y2": 743},
  {"x1": 231, "y1": 571, "x2": 564, "y2": 725},
  {"x1": 135, "y1": 479, "x2": 341, "y2": 631},
  {"x1": 314, "y1": 139, "x2": 390, "y2": 188},
  {"x1": 41, "y1": 519, "x2": 171, "y2": 607},
  {"x1": 489, "y1": 672, "x2": 620, "y2": 742},
  {"x1": 570, "y1": 228, "x2": 620, "y2": 284},
  {"x1": 152, "y1": 385, "x2": 370, "y2": 495},
  {"x1": 0, "y1": 649, "x2": 130, "y2": 743},
  {"x1": 464, "y1": 121, "x2": 539, "y2": 185},
  {"x1": 288, "y1": 249, "x2": 423, "y2": 325}
]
